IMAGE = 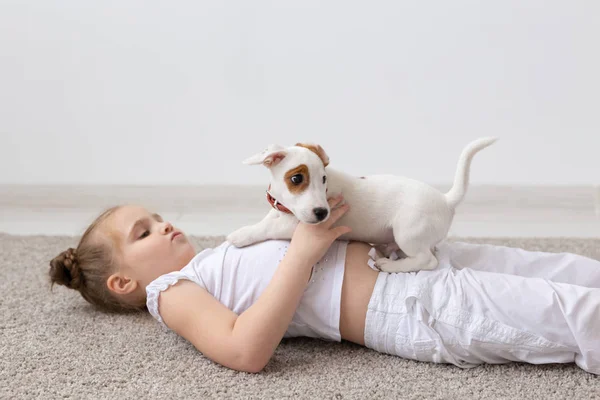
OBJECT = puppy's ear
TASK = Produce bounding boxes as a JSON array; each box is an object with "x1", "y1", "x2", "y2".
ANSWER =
[
  {"x1": 243, "y1": 144, "x2": 287, "y2": 168},
  {"x1": 295, "y1": 143, "x2": 329, "y2": 167}
]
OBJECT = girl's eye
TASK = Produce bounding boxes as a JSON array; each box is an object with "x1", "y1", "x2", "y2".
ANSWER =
[
  {"x1": 323, "y1": 175, "x2": 327, "y2": 184},
  {"x1": 139, "y1": 230, "x2": 150, "y2": 240}
]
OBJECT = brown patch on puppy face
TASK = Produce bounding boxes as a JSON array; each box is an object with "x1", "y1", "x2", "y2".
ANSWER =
[
  {"x1": 284, "y1": 164, "x2": 310, "y2": 194},
  {"x1": 295, "y1": 143, "x2": 329, "y2": 167}
]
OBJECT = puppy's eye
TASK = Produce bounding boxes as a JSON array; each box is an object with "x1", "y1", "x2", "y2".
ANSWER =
[
  {"x1": 323, "y1": 176, "x2": 327, "y2": 184},
  {"x1": 290, "y1": 174, "x2": 303, "y2": 185}
]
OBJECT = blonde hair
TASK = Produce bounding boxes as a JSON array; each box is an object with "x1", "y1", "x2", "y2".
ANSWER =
[{"x1": 48, "y1": 206, "x2": 145, "y2": 313}]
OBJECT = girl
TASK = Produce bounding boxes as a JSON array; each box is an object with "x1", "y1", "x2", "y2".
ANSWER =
[{"x1": 49, "y1": 196, "x2": 600, "y2": 374}]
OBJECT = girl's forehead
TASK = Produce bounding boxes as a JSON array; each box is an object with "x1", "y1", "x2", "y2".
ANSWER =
[
  {"x1": 114, "y1": 205, "x2": 150, "y2": 221},
  {"x1": 105, "y1": 205, "x2": 151, "y2": 236}
]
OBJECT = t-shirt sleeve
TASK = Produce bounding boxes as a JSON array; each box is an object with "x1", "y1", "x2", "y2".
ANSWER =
[{"x1": 145, "y1": 268, "x2": 205, "y2": 329}]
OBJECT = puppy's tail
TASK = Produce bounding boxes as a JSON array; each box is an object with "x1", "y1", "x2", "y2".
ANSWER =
[{"x1": 445, "y1": 137, "x2": 498, "y2": 209}]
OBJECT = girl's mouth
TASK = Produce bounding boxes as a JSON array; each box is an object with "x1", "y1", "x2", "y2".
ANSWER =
[{"x1": 171, "y1": 232, "x2": 182, "y2": 241}]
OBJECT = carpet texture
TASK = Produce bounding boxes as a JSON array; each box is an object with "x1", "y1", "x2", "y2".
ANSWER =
[{"x1": 1, "y1": 234, "x2": 599, "y2": 399}]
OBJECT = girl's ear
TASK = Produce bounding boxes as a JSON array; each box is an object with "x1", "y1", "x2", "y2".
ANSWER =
[
  {"x1": 243, "y1": 144, "x2": 288, "y2": 168},
  {"x1": 106, "y1": 273, "x2": 138, "y2": 295}
]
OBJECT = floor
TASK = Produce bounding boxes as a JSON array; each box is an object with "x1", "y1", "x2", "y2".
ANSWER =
[{"x1": 1, "y1": 184, "x2": 599, "y2": 237}]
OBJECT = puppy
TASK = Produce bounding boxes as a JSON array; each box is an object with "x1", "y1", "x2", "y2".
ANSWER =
[{"x1": 227, "y1": 138, "x2": 497, "y2": 272}]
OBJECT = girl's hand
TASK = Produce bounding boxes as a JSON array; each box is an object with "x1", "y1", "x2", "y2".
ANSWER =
[{"x1": 287, "y1": 195, "x2": 351, "y2": 267}]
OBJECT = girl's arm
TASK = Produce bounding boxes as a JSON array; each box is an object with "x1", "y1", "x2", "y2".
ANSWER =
[{"x1": 159, "y1": 195, "x2": 350, "y2": 373}]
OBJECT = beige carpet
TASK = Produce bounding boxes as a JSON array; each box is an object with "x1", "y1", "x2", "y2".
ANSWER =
[{"x1": 1, "y1": 234, "x2": 599, "y2": 399}]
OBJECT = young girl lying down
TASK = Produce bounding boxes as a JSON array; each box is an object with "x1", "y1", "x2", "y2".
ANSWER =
[{"x1": 49, "y1": 196, "x2": 600, "y2": 374}]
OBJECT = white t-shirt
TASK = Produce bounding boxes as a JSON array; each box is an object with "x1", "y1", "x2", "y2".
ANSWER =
[{"x1": 146, "y1": 240, "x2": 348, "y2": 341}]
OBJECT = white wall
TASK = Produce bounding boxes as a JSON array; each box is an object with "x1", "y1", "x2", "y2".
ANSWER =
[{"x1": 0, "y1": 1, "x2": 598, "y2": 186}]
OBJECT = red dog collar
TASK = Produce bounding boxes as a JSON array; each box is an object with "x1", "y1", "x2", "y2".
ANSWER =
[{"x1": 266, "y1": 185, "x2": 293, "y2": 214}]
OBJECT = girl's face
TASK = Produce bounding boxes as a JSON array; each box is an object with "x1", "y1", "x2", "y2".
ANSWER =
[{"x1": 104, "y1": 205, "x2": 196, "y2": 300}]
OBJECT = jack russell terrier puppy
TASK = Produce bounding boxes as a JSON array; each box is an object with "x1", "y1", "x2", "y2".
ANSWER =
[{"x1": 227, "y1": 137, "x2": 497, "y2": 273}]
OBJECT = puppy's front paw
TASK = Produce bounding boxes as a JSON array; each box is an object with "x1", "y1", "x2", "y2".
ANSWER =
[{"x1": 226, "y1": 227, "x2": 259, "y2": 248}]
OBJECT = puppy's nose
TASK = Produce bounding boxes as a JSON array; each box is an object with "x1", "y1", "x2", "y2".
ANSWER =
[{"x1": 313, "y1": 208, "x2": 328, "y2": 221}]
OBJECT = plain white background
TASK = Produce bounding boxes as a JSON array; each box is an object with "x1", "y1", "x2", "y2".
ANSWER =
[{"x1": 0, "y1": 1, "x2": 598, "y2": 186}]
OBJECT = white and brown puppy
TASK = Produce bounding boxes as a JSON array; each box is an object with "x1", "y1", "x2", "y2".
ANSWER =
[{"x1": 227, "y1": 138, "x2": 497, "y2": 273}]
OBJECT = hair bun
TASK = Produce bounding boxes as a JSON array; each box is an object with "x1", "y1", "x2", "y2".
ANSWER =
[{"x1": 49, "y1": 247, "x2": 84, "y2": 290}]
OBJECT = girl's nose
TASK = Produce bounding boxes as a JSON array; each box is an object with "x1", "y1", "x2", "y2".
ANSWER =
[{"x1": 161, "y1": 221, "x2": 173, "y2": 234}]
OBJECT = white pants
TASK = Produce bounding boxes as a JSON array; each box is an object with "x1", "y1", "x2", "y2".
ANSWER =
[{"x1": 364, "y1": 241, "x2": 600, "y2": 374}]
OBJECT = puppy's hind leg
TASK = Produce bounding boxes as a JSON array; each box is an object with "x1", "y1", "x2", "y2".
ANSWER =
[
  {"x1": 374, "y1": 218, "x2": 440, "y2": 272},
  {"x1": 370, "y1": 242, "x2": 402, "y2": 260}
]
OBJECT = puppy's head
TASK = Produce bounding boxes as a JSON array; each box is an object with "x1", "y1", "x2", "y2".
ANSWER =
[{"x1": 243, "y1": 143, "x2": 330, "y2": 224}]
